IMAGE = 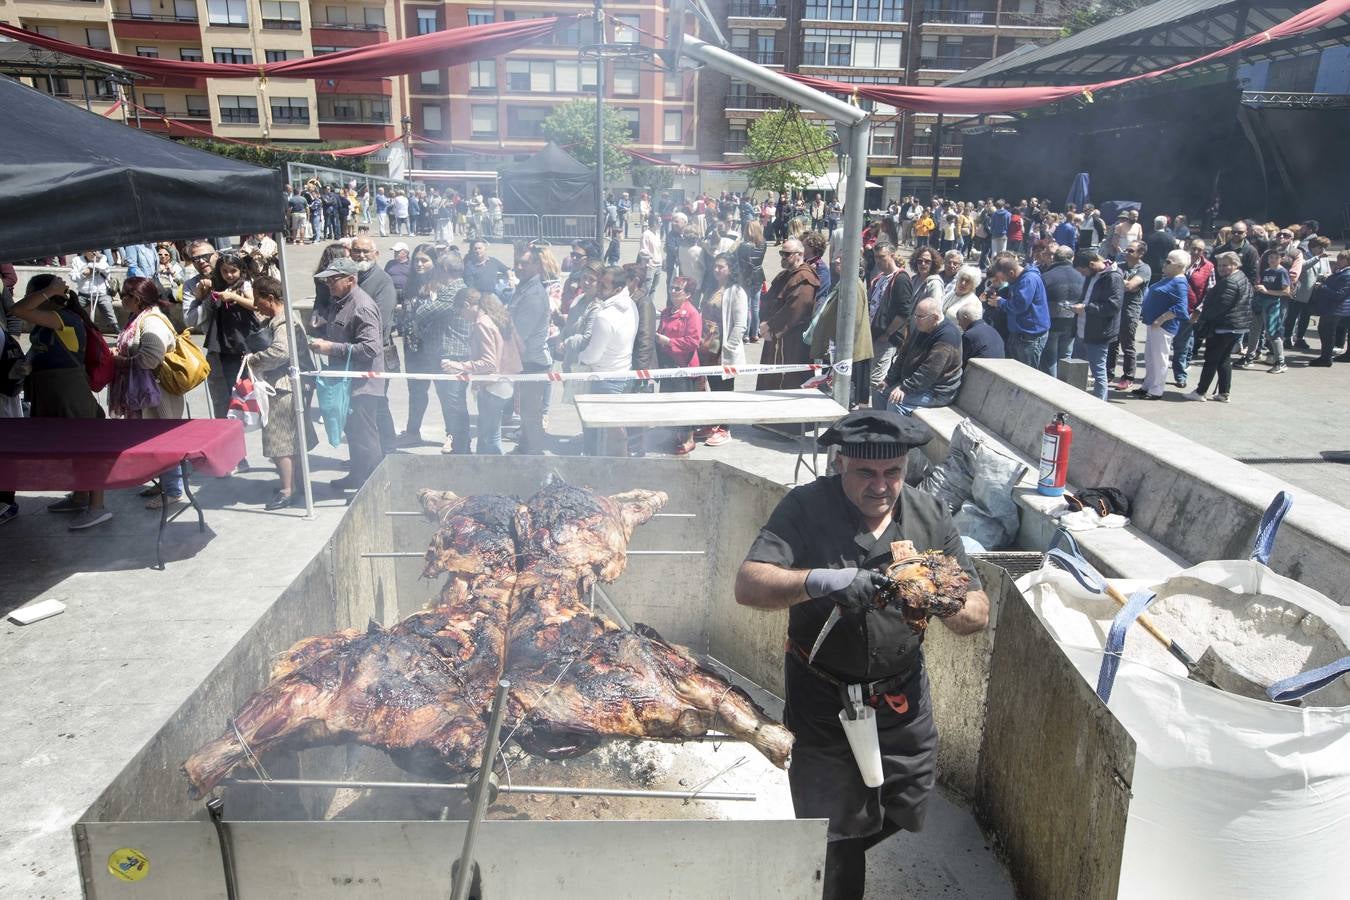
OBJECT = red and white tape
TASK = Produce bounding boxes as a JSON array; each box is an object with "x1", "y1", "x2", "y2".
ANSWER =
[{"x1": 302, "y1": 359, "x2": 853, "y2": 385}]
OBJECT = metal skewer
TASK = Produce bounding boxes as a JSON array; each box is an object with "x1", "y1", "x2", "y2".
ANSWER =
[
  {"x1": 453, "y1": 679, "x2": 509, "y2": 900},
  {"x1": 360, "y1": 550, "x2": 704, "y2": 559},
  {"x1": 385, "y1": 511, "x2": 697, "y2": 519},
  {"x1": 220, "y1": 777, "x2": 754, "y2": 802}
]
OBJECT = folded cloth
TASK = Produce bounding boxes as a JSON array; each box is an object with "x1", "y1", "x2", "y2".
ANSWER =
[{"x1": 1055, "y1": 508, "x2": 1129, "y2": 532}]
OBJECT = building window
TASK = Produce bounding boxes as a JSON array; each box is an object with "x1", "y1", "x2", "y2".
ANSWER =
[
  {"x1": 470, "y1": 104, "x2": 497, "y2": 137},
  {"x1": 829, "y1": 0, "x2": 854, "y2": 20},
  {"x1": 143, "y1": 93, "x2": 167, "y2": 114},
  {"x1": 416, "y1": 9, "x2": 439, "y2": 34},
  {"x1": 467, "y1": 9, "x2": 494, "y2": 26},
  {"x1": 218, "y1": 95, "x2": 259, "y2": 124},
  {"x1": 620, "y1": 107, "x2": 640, "y2": 141},
  {"x1": 312, "y1": 45, "x2": 339, "y2": 55},
  {"x1": 271, "y1": 97, "x2": 310, "y2": 125},
  {"x1": 727, "y1": 123, "x2": 748, "y2": 154},
  {"x1": 870, "y1": 124, "x2": 896, "y2": 156},
  {"x1": 506, "y1": 106, "x2": 549, "y2": 139},
  {"x1": 129, "y1": 0, "x2": 153, "y2": 18},
  {"x1": 135, "y1": 46, "x2": 159, "y2": 58},
  {"x1": 805, "y1": 0, "x2": 828, "y2": 19},
  {"x1": 325, "y1": 6, "x2": 347, "y2": 24},
  {"x1": 804, "y1": 28, "x2": 902, "y2": 67},
  {"x1": 174, "y1": 0, "x2": 198, "y2": 21},
  {"x1": 318, "y1": 95, "x2": 391, "y2": 123},
  {"x1": 855, "y1": 0, "x2": 881, "y2": 21},
  {"x1": 180, "y1": 47, "x2": 204, "y2": 62},
  {"x1": 581, "y1": 61, "x2": 598, "y2": 90},
  {"x1": 612, "y1": 63, "x2": 640, "y2": 97},
  {"x1": 664, "y1": 71, "x2": 683, "y2": 99},
  {"x1": 206, "y1": 0, "x2": 249, "y2": 26},
  {"x1": 506, "y1": 60, "x2": 554, "y2": 93},
  {"x1": 613, "y1": 15, "x2": 640, "y2": 44},
  {"x1": 186, "y1": 94, "x2": 210, "y2": 117},
  {"x1": 261, "y1": 1, "x2": 301, "y2": 30},
  {"x1": 422, "y1": 105, "x2": 442, "y2": 134},
  {"x1": 213, "y1": 47, "x2": 254, "y2": 64},
  {"x1": 420, "y1": 69, "x2": 441, "y2": 89},
  {"x1": 663, "y1": 110, "x2": 683, "y2": 144},
  {"x1": 470, "y1": 60, "x2": 496, "y2": 89},
  {"x1": 265, "y1": 49, "x2": 303, "y2": 62},
  {"x1": 85, "y1": 29, "x2": 111, "y2": 50},
  {"x1": 364, "y1": 7, "x2": 385, "y2": 28}
]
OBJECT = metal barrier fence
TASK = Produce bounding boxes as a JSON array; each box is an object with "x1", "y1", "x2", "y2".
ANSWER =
[
  {"x1": 541, "y1": 214, "x2": 598, "y2": 241},
  {"x1": 497, "y1": 214, "x2": 540, "y2": 241}
]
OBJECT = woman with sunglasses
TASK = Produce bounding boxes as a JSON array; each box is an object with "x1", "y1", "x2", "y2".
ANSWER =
[{"x1": 656, "y1": 276, "x2": 703, "y2": 455}]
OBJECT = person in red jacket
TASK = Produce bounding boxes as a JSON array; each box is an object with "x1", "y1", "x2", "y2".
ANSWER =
[
  {"x1": 1171, "y1": 239, "x2": 1214, "y2": 389},
  {"x1": 656, "y1": 276, "x2": 703, "y2": 455},
  {"x1": 1008, "y1": 208, "x2": 1026, "y2": 257}
]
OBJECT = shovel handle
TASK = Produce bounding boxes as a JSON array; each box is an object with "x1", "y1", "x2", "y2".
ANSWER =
[{"x1": 1102, "y1": 582, "x2": 1211, "y2": 681}]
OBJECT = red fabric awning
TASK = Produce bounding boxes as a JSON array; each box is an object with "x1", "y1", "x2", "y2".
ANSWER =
[
  {"x1": 0, "y1": 17, "x2": 571, "y2": 81},
  {"x1": 791, "y1": 0, "x2": 1350, "y2": 114}
]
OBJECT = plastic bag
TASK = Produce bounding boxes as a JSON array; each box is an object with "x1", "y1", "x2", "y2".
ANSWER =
[
  {"x1": 952, "y1": 442, "x2": 1026, "y2": 550},
  {"x1": 920, "y1": 417, "x2": 983, "y2": 512},
  {"x1": 1018, "y1": 496, "x2": 1350, "y2": 900},
  {"x1": 313, "y1": 349, "x2": 352, "y2": 447},
  {"x1": 225, "y1": 360, "x2": 273, "y2": 432}
]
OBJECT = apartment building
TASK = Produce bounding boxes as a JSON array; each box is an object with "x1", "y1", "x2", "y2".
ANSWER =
[
  {"x1": 403, "y1": 2, "x2": 697, "y2": 173},
  {"x1": 1, "y1": 0, "x2": 400, "y2": 145},
  {"x1": 710, "y1": 0, "x2": 1070, "y2": 195}
]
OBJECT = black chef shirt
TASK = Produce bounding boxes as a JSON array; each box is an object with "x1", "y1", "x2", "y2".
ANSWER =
[{"x1": 745, "y1": 475, "x2": 980, "y2": 683}]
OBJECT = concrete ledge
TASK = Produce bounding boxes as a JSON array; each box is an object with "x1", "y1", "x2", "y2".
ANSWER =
[
  {"x1": 937, "y1": 359, "x2": 1350, "y2": 604},
  {"x1": 914, "y1": 404, "x2": 1187, "y2": 578}
]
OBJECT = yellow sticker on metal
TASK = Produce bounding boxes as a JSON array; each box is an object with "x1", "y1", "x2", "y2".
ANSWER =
[{"x1": 107, "y1": 848, "x2": 150, "y2": 882}]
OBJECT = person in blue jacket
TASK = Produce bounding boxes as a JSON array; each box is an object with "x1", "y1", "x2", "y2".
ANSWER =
[
  {"x1": 983, "y1": 250, "x2": 1048, "y2": 369},
  {"x1": 1135, "y1": 249, "x2": 1191, "y2": 399}
]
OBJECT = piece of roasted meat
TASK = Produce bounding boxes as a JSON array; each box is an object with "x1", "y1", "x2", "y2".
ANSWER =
[{"x1": 882, "y1": 540, "x2": 971, "y2": 635}]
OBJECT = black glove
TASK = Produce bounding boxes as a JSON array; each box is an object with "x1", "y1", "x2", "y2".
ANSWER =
[{"x1": 805, "y1": 567, "x2": 892, "y2": 615}]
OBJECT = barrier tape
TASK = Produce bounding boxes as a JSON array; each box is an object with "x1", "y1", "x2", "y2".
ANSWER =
[{"x1": 301, "y1": 358, "x2": 854, "y2": 385}]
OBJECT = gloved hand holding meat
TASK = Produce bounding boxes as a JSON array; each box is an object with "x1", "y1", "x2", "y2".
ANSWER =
[{"x1": 880, "y1": 540, "x2": 971, "y2": 635}]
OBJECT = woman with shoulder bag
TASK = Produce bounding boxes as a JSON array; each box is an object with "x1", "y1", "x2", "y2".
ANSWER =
[
  {"x1": 245, "y1": 276, "x2": 312, "y2": 510},
  {"x1": 440, "y1": 290, "x2": 520, "y2": 454},
  {"x1": 111, "y1": 277, "x2": 190, "y2": 510}
]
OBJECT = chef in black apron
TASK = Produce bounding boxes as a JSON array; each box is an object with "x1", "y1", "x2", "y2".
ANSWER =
[{"x1": 735, "y1": 410, "x2": 990, "y2": 900}]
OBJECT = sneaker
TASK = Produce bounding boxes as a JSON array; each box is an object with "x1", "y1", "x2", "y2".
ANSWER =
[
  {"x1": 138, "y1": 484, "x2": 161, "y2": 498},
  {"x1": 396, "y1": 431, "x2": 424, "y2": 448},
  {"x1": 0, "y1": 503, "x2": 16, "y2": 525},
  {"x1": 264, "y1": 490, "x2": 296, "y2": 511},
  {"x1": 1114, "y1": 378, "x2": 1132, "y2": 392},
  {"x1": 1293, "y1": 340, "x2": 1312, "y2": 351},
  {"x1": 693, "y1": 426, "x2": 716, "y2": 442},
  {"x1": 704, "y1": 428, "x2": 731, "y2": 447},
  {"x1": 1129, "y1": 388, "x2": 1150, "y2": 398},
  {"x1": 1214, "y1": 393, "x2": 1231, "y2": 403},
  {"x1": 1174, "y1": 375, "x2": 1188, "y2": 389},
  {"x1": 47, "y1": 496, "x2": 88, "y2": 514},
  {"x1": 1182, "y1": 391, "x2": 1207, "y2": 402},
  {"x1": 1308, "y1": 357, "x2": 1333, "y2": 367},
  {"x1": 440, "y1": 438, "x2": 456, "y2": 455},
  {"x1": 145, "y1": 493, "x2": 184, "y2": 510},
  {"x1": 1269, "y1": 363, "x2": 1287, "y2": 374},
  {"x1": 1233, "y1": 358, "x2": 1250, "y2": 369},
  {"x1": 1335, "y1": 354, "x2": 1350, "y2": 363},
  {"x1": 69, "y1": 509, "x2": 113, "y2": 531},
  {"x1": 1143, "y1": 393, "x2": 1163, "y2": 401}
]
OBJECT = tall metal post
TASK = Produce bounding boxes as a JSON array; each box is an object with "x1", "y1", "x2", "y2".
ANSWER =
[
  {"x1": 275, "y1": 236, "x2": 316, "y2": 518},
  {"x1": 401, "y1": 114, "x2": 413, "y2": 187},
  {"x1": 451, "y1": 680, "x2": 510, "y2": 900},
  {"x1": 930, "y1": 112, "x2": 944, "y2": 198},
  {"x1": 594, "y1": 0, "x2": 607, "y2": 242}
]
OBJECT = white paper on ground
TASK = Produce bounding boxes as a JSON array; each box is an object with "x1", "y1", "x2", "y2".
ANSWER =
[{"x1": 8, "y1": 598, "x2": 66, "y2": 625}]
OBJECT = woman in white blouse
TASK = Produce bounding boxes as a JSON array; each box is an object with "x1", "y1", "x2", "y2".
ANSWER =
[{"x1": 942, "y1": 265, "x2": 983, "y2": 322}]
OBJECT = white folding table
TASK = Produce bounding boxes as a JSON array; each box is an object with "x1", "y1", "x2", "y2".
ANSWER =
[{"x1": 574, "y1": 389, "x2": 849, "y2": 480}]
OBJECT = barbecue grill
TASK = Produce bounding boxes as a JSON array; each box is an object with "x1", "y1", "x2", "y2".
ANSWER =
[{"x1": 74, "y1": 456, "x2": 1132, "y2": 899}]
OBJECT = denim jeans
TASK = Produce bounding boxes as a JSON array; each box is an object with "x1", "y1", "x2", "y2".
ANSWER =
[
  {"x1": 747, "y1": 286, "x2": 762, "y2": 338},
  {"x1": 475, "y1": 389, "x2": 511, "y2": 454},
  {"x1": 1107, "y1": 300, "x2": 1142, "y2": 381},
  {"x1": 1039, "y1": 319, "x2": 1077, "y2": 379},
  {"x1": 1171, "y1": 319, "x2": 1196, "y2": 380},
  {"x1": 1077, "y1": 341, "x2": 1110, "y2": 400},
  {"x1": 888, "y1": 390, "x2": 936, "y2": 417},
  {"x1": 161, "y1": 463, "x2": 184, "y2": 497},
  {"x1": 1006, "y1": 331, "x2": 1048, "y2": 370}
]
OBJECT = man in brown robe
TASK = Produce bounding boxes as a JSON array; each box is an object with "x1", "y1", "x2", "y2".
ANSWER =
[{"x1": 757, "y1": 238, "x2": 821, "y2": 390}]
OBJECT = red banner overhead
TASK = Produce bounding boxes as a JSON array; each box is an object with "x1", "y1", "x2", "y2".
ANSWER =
[{"x1": 0, "y1": 17, "x2": 570, "y2": 81}]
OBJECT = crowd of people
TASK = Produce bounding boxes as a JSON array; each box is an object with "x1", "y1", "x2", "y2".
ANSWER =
[
  {"x1": 4, "y1": 181, "x2": 1347, "y2": 530},
  {"x1": 285, "y1": 180, "x2": 506, "y2": 246}
]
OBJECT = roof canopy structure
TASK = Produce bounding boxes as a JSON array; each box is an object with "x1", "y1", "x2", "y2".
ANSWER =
[{"x1": 945, "y1": 0, "x2": 1350, "y2": 89}]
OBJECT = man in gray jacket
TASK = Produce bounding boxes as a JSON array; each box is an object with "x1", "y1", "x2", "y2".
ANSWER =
[
  {"x1": 510, "y1": 246, "x2": 552, "y2": 454},
  {"x1": 1038, "y1": 244, "x2": 1085, "y2": 379},
  {"x1": 349, "y1": 236, "x2": 399, "y2": 452},
  {"x1": 307, "y1": 258, "x2": 384, "y2": 491}
]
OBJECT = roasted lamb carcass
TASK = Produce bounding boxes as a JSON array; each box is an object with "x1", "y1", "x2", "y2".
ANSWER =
[
  {"x1": 881, "y1": 540, "x2": 971, "y2": 635},
  {"x1": 183, "y1": 622, "x2": 488, "y2": 798},
  {"x1": 520, "y1": 477, "x2": 668, "y2": 583}
]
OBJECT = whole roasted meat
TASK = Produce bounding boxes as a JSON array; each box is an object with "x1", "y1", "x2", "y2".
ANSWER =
[{"x1": 882, "y1": 540, "x2": 971, "y2": 635}]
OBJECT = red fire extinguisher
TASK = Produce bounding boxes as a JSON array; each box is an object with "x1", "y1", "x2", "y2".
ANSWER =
[{"x1": 1038, "y1": 412, "x2": 1072, "y2": 497}]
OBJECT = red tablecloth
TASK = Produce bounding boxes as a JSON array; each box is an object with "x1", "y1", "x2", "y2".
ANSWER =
[{"x1": 0, "y1": 418, "x2": 246, "y2": 490}]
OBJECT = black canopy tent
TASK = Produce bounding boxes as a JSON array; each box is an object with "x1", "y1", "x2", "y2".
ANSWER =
[
  {"x1": 498, "y1": 143, "x2": 594, "y2": 218},
  {"x1": 0, "y1": 75, "x2": 314, "y2": 515},
  {"x1": 0, "y1": 75, "x2": 283, "y2": 260}
]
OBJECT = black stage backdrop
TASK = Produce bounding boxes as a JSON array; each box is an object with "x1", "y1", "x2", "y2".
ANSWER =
[{"x1": 959, "y1": 81, "x2": 1350, "y2": 233}]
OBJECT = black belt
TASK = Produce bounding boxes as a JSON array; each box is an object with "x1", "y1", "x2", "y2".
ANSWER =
[{"x1": 787, "y1": 641, "x2": 918, "y2": 701}]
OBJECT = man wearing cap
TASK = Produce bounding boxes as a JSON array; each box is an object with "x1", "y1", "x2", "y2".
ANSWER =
[
  {"x1": 735, "y1": 411, "x2": 989, "y2": 900},
  {"x1": 307, "y1": 258, "x2": 384, "y2": 493}
]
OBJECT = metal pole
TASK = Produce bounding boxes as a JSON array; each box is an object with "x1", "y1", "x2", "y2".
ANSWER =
[
  {"x1": 220, "y1": 777, "x2": 755, "y2": 801},
  {"x1": 130, "y1": 82, "x2": 141, "y2": 128},
  {"x1": 451, "y1": 679, "x2": 510, "y2": 900},
  {"x1": 594, "y1": 0, "x2": 606, "y2": 242},
  {"x1": 831, "y1": 121, "x2": 868, "y2": 411},
  {"x1": 930, "y1": 112, "x2": 944, "y2": 198},
  {"x1": 80, "y1": 66, "x2": 91, "y2": 112},
  {"x1": 276, "y1": 235, "x2": 315, "y2": 517}
]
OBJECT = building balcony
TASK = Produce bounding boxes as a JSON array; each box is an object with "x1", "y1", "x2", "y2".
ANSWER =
[
  {"x1": 315, "y1": 78, "x2": 391, "y2": 94},
  {"x1": 730, "y1": 47, "x2": 783, "y2": 66},
  {"x1": 219, "y1": 109, "x2": 260, "y2": 125},
  {"x1": 310, "y1": 21, "x2": 386, "y2": 32},
  {"x1": 318, "y1": 110, "x2": 392, "y2": 125},
  {"x1": 261, "y1": 18, "x2": 303, "y2": 31},
  {"x1": 725, "y1": 93, "x2": 786, "y2": 111},
  {"x1": 917, "y1": 55, "x2": 991, "y2": 72},
  {"x1": 908, "y1": 143, "x2": 964, "y2": 158},
  {"x1": 110, "y1": 12, "x2": 201, "y2": 41},
  {"x1": 727, "y1": 1, "x2": 786, "y2": 18},
  {"x1": 919, "y1": 9, "x2": 1064, "y2": 31},
  {"x1": 311, "y1": 25, "x2": 385, "y2": 47}
]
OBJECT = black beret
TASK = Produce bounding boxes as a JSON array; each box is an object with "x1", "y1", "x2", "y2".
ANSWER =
[{"x1": 817, "y1": 410, "x2": 930, "y2": 459}]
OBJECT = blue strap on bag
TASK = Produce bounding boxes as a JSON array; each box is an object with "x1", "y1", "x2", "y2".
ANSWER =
[
  {"x1": 314, "y1": 348, "x2": 352, "y2": 447},
  {"x1": 1096, "y1": 589, "x2": 1162, "y2": 704}
]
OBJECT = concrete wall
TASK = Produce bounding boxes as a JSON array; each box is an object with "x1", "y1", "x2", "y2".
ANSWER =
[{"x1": 951, "y1": 359, "x2": 1350, "y2": 604}]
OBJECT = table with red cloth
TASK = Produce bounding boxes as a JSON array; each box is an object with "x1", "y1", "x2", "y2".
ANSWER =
[{"x1": 0, "y1": 418, "x2": 246, "y2": 568}]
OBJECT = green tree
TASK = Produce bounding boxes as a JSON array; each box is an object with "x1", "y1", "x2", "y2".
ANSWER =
[
  {"x1": 743, "y1": 109, "x2": 834, "y2": 194},
  {"x1": 1062, "y1": 0, "x2": 1152, "y2": 35},
  {"x1": 630, "y1": 161, "x2": 675, "y2": 193},
  {"x1": 539, "y1": 99, "x2": 633, "y2": 182},
  {"x1": 182, "y1": 138, "x2": 370, "y2": 174}
]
